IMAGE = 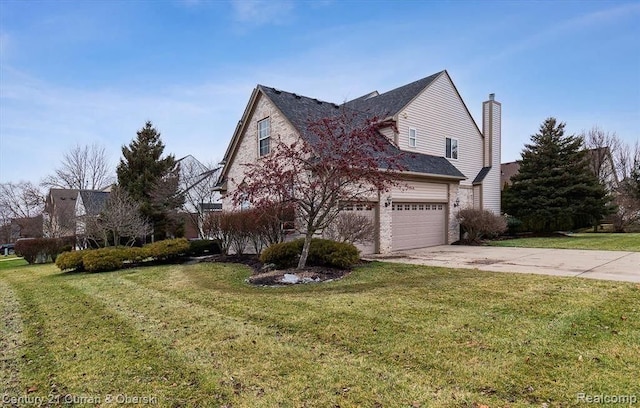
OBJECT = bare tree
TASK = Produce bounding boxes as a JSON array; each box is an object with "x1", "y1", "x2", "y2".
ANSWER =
[
  {"x1": 582, "y1": 126, "x2": 620, "y2": 191},
  {"x1": 177, "y1": 155, "x2": 221, "y2": 238},
  {"x1": 42, "y1": 143, "x2": 114, "y2": 190},
  {"x1": 323, "y1": 211, "x2": 375, "y2": 245},
  {"x1": 612, "y1": 141, "x2": 640, "y2": 231},
  {"x1": 82, "y1": 187, "x2": 151, "y2": 247},
  {"x1": 0, "y1": 182, "x2": 45, "y2": 219}
]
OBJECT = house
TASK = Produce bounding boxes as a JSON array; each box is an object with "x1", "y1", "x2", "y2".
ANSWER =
[
  {"x1": 217, "y1": 70, "x2": 501, "y2": 254},
  {"x1": 10, "y1": 215, "x2": 44, "y2": 241},
  {"x1": 501, "y1": 147, "x2": 618, "y2": 191},
  {"x1": 75, "y1": 190, "x2": 110, "y2": 247},
  {"x1": 43, "y1": 189, "x2": 79, "y2": 238}
]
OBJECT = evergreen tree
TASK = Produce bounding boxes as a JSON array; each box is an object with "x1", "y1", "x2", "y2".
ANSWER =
[
  {"x1": 503, "y1": 118, "x2": 609, "y2": 233},
  {"x1": 116, "y1": 121, "x2": 183, "y2": 240}
]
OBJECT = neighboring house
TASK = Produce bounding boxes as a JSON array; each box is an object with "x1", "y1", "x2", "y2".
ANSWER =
[
  {"x1": 44, "y1": 189, "x2": 79, "y2": 238},
  {"x1": 10, "y1": 215, "x2": 44, "y2": 241},
  {"x1": 75, "y1": 190, "x2": 110, "y2": 247},
  {"x1": 217, "y1": 70, "x2": 501, "y2": 254},
  {"x1": 501, "y1": 147, "x2": 618, "y2": 192}
]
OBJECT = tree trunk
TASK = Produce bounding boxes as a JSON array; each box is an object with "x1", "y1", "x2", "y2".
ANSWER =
[{"x1": 297, "y1": 231, "x2": 314, "y2": 270}]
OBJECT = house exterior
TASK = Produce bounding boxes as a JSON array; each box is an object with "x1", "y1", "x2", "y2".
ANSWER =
[
  {"x1": 75, "y1": 190, "x2": 110, "y2": 247},
  {"x1": 218, "y1": 70, "x2": 501, "y2": 254},
  {"x1": 44, "y1": 189, "x2": 79, "y2": 238}
]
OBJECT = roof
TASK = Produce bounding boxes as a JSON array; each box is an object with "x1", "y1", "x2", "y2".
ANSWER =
[
  {"x1": 255, "y1": 71, "x2": 464, "y2": 180},
  {"x1": 473, "y1": 167, "x2": 492, "y2": 185},
  {"x1": 343, "y1": 71, "x2": 443, "y2": 118},
  {"x1": 45, "y1": 188, "x2": 79, "y2": 214},
  {"x1": 78, "y1": 190, "x2": 110, "y2": 215},
  {"x1": 500, "y1": 161, "x2": 521, "y2": 187}
]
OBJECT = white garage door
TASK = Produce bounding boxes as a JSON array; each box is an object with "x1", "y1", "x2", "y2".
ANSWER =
[
  {"x1": 338, "y1": 202, "x2": 377, "y2": 255},
  {"x1": 392, "y1": 202, "x2": 446, "y2": 251}
]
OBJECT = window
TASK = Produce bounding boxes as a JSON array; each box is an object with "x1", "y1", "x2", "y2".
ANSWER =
[
  {"x1": 446, "y1": 137, "x2": 458, "y2": 159},
  {"x1": 409, "y1": 128, "x2": 417, "y2": 148},
  {"x1": 258, "y1": 118, "x2": 270, "y2": 157}
]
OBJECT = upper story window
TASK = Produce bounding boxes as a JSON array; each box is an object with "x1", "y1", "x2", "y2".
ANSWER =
[
  {"x1": 446, "y1": 137, "x2": 458, "y2": 160},
  {"x1": 258, "y1": 118, "x2": 270, "y2": 157},
  {"x1": 408, "y1": 128, "x2": 417, "y2": 148}
]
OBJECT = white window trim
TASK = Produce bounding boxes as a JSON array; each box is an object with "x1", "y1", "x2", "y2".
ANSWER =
[
  {"x1": 408, "y1": 127, "x2": 417, "y2": 148},
  {"x1": 258, "y1": 117, "x2": 270, "y2": 157},
  {"x1": 446, "y1": 137, "x2": 458, "y2": 160}
]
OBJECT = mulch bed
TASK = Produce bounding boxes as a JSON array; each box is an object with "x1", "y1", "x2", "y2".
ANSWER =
[{"x1": 198, "y1": 254, "x2": 352, "y2": 286}]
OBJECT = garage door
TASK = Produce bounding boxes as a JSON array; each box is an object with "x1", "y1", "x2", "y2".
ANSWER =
[
  {"x1": 337, "y1": 202, "x2": 377, "y2": 255},
  {"x1": 392, "y1": 202, "x2": 446, "y2": 251}
]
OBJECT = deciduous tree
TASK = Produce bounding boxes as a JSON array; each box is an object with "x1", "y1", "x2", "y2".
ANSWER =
[
  {"x1": 234, "y1": 109, "x2": 406, "y2": 269},
  {"x1": 42, "y1": 143, "x2": 114, "y2": 190},
  {"x1": 82, "y1": 187, "x2": 151, "y2": 247}
]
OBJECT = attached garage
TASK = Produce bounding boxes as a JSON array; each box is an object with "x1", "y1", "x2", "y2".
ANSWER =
[{"x1": 392, "y1": 202, "x2": 447, "y2": 251}]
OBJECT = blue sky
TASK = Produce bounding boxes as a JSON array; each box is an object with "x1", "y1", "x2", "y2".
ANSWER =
[{"x1": 1, "y1": 0, "x2": 639, "y2": 184}]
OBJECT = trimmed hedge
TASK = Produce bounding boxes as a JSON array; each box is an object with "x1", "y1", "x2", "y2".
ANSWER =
[
  {"x1": 144, "y1": 238, "x2": 190, "y2": 260},
  {"x1": 260, "y1": 238, "x2": 360, "y2": 269},
  {"x1": 55, "y1": 250, "x2": 88, "y2": 271},
  {"x1": 15, "y1": 237, "x2": 75, "y2": 264},
  {"x1": 82, "y1": 248, "x2": 127, "y2": 272},
  {"x1": 55, "y1": 238, "x2": 192, "y2": 273},
  {"x1": 188, "y1": 239, "x2": 221, "y2": 256}
]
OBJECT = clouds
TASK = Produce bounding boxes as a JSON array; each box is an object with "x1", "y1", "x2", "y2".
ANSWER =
[
  {"x1": 230, "y1": 0, "x2": 295, "y2": 26},
  {"x1": 0, "y1": 0, "x2": 638, "y2": 184}
]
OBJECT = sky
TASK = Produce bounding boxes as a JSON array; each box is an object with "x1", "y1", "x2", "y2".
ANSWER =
[{"x1": 1, "y1": 0, "x2": 639, "y2": 185}]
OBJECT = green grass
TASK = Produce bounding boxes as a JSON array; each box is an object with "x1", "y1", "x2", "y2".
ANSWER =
[
  {"x1": 0, "y1": 256, "x2": 28, "y2": 269},
  {"x1": 1, "y1": 261, "x2": 639, "y2": 407},
  {"x1": 490, "y1": 233, "x2": 640, "y2": 251}
]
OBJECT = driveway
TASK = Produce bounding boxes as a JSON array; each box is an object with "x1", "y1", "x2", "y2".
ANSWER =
[{"x1": 368, "y1": 245, "x2": 640, "y2": 283}]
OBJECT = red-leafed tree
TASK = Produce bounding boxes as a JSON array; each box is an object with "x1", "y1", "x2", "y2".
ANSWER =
[{"x1": 233, "y1": 109, "x2": 406, "y2": 269}]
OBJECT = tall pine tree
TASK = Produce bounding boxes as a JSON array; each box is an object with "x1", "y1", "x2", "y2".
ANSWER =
[
  {"x1": 116, "y1": 121, "x2": 183, "y2": 241},
  {"x1": 503, "y1": 118, "x2": 609, "y2": 233}
]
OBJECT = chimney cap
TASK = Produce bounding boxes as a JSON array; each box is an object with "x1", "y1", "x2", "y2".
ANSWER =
[{"x1": 489, "y1": 93, "x2": 495, "y2": 101}]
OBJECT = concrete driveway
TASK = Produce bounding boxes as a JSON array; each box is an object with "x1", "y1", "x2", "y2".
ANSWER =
[{"x1": 368, "y1": 245, "x2": 640, "y2": 283}]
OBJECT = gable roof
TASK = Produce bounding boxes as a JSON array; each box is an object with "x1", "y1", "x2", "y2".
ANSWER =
[
  {"x1": 222, "y1": 70, "x2": 466, "y2": 181},
  {"x1": 78, "y1": 190, "x2": 110, "y2": 216},
  {"x1": 343, "y1": 71, "x2": 443, "y2": 118},
  {"x1": 45, "y1": 188, "x2": 79, "y2": 215}
]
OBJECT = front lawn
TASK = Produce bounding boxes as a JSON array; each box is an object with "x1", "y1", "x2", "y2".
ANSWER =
[
  {"x1": 1, "y1": 261, "x2": 638, "y2": 407},
  {"x1": 490, "y1": 233, "x2": 640, "y2": 251}
]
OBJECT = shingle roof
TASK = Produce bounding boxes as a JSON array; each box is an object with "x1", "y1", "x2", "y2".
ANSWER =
[
  {"x1": 473, "y1": 167, "x2": 492, "y2": 185},
  {"x1": 78, "y1": 190, "x2": 110, "y2": 215},
  {"x1": 258, "y1": 71, "x2": 464, "y2": 180},
  {"x1": 343, "y1": 71, "x2": 443, "y2": 118}
]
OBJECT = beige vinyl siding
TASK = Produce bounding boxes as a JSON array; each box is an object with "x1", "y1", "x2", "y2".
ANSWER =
[
  {"x1": 379, "y1": 126, "x2": 396, "y2": 144},
  {"x1": 483, "y1": 102, "x2": 501, "y2": 213},
  {"x1": 391, "y1": 181, "x2": 448, "y2": 201},
  {"x1": 396, "y1": 73, "x2": 483, "y2": 187}
]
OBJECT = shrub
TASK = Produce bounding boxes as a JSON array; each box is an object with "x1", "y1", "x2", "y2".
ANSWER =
[
  {"x1": 144, "y1": 238, "x2": 190, "y2": 261},
  {"x1": 260, "y1": 239, "x2": 304, "y2": 269},
  {"x1": 456, "y1": 208, "x2": 508, "y2": 242},
  {"x1": 307, "y1": 239, "x2": 360, "y2": 269},
  {"x1": 82, "y1": 247, "x2": 127, "y2": 272},
  {"x1": 55, "y1": 250, "x2": 87, "y2": 271},
  {"x1": 323, "y1": 211, "x2": 375, "y2": 244},
  {"x1": 188, "y1": 239, "x2": 221, "y2": 256},
  {"x1": 261, "y1": 238, "x2": 360, "y2": 269},
  {"x1": 505, "y1": 214, "x2": 523, "y2": 235},
  {"x1": 15, "y1": 237, "x2": 75, "y2": 264}
]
